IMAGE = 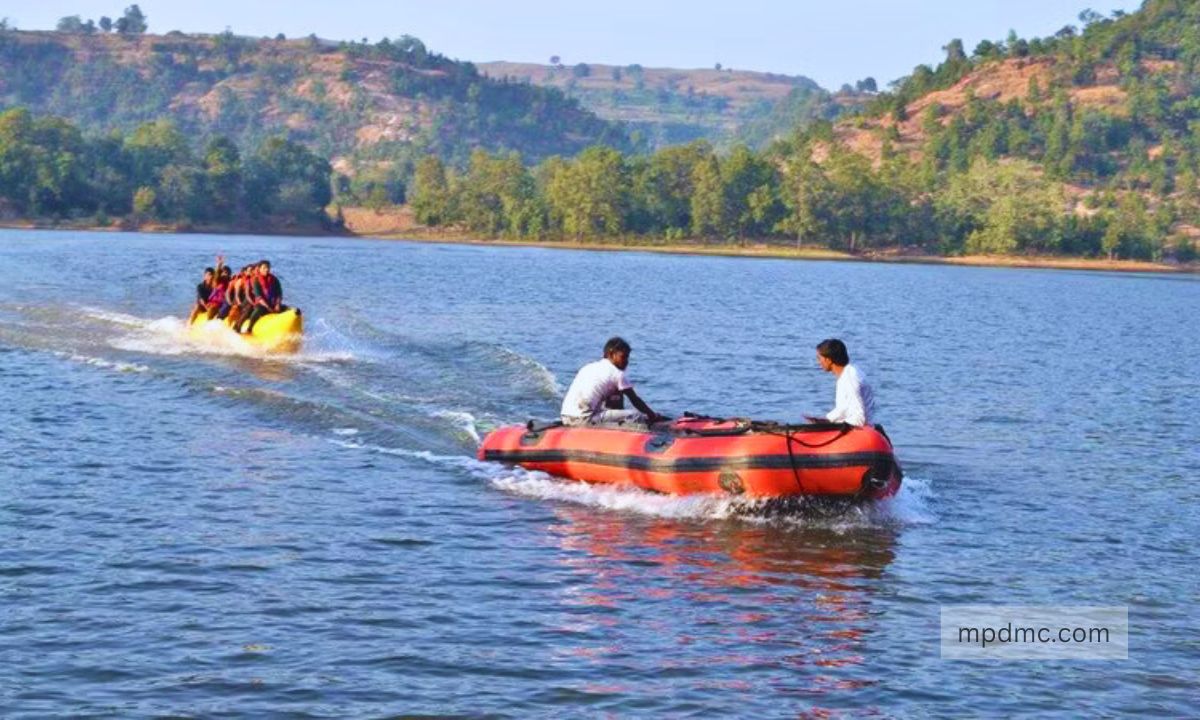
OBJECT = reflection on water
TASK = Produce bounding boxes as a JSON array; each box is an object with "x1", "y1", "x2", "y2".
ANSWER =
[{"x1": 546, "y1": 505, "x2": 896, "y2": 705}]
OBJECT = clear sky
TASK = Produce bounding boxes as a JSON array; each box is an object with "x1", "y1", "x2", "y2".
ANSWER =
[{"x1": 0, "y1": 0, "x2": 1143, "y2": 89}]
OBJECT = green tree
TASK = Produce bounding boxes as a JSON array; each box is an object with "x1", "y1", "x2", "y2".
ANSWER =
[
  {"x1": 157, "y1": 164, "x2": 206, "y2": 222},
  {"x1": 56, "y1": 16, "x2": 86, "y2": 33},
  {"x1": 638, "y1": 141, "x2": 712, "y2": 233},
  {"x1": 689, "y1": 154, "x2": 726, "y2": 238},
  {"x1": 822, "y1": 149, "x2": 891, "y2": 251},
  {"x1": 410, "y1": 155, "x2": 452, "y2": 226},
  {"x1": 203, "y1": 136, "x2": 241, "y2": 218},
  {"x1": 721, "y1": 144, "x2": 781, "y2": 239},
  {"x1": 244, "y1": 136, "x2": 332, "y2": 220},
  {"x1": 776, "y1": 147, "x2": 829, "y2": 247},
  {"x1": 455, "y1": 149, "x2": 538, "y2": 236},
  {"x1": 125, "y1": 119, "x2": 191, "y2": 186},
  {"x1": 0, "y1": 109, "x2": 40, "y2": 212},
  {"x1": 856, "y1": 77, "x2": 878, "y2": 93},
  {"x1": 115, "y1": 4, "x2": 148, "y2": 34},
  {"x1": 938, "y1": 158, "x2": 1066, "y2": 254},
  {"x1": 132, "y1": 185, "x2": 156, "y2": 221},
  {"x1": 545, "y1": 146, "x2": 627, "y2": 237},
  {"x1": 0, "y1": 109, "x2": 90, "y2": 215}
]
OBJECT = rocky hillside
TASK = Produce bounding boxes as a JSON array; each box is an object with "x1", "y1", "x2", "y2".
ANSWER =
[
  {"x1": 832, "y1": 0, "x2": 1200, "y2": 174},
  {"x1": 479, "y1": 60, "x2": 849, "y2": 148}
]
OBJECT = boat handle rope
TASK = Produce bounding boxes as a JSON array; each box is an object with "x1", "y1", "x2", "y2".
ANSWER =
[{"x1": 680, "y1": 411, "x2": 851, "y2": 447}]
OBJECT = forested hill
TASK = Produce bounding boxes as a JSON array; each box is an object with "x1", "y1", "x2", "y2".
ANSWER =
[
  {"x1": 0, "y1": 26, "x2": 632, "y2": 175},
  {"x1": 400, "y1": 0, "x2": 1200, "y2": 262},
  {"x1": 478, "y1": 61, "x2": 853, "y2": 149},
  {"x1": 806, "y1": 0, "x2": 1200, "y2": 257}
]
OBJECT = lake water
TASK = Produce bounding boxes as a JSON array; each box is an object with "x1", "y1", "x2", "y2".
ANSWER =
[{"x1": 1, "y1": 229, "x2": 1197, "y2": 717}]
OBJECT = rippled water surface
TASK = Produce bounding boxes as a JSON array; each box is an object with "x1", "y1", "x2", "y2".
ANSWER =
[{"x1": 1, "y1": 230, "x2": 1197, "y2": 717}]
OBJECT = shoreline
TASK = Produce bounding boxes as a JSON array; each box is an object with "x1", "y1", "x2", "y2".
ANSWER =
[
  {"x1": 0, "y1": 218, "x2": 346, "y2": 238},
  {"x1": 363, "y1": 228, "x2": 1200, "y2": 275},
  {"x1": 3, "y1": 218, "x2": 1195, "y2": 275}
]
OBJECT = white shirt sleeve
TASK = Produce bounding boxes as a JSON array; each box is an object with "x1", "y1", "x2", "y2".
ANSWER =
[{"x1": 827, "y1": 365, "x2": 869, "y2": 426}]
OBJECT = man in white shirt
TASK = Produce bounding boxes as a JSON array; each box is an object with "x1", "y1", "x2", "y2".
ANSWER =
[
  {"x1": 560, "y1": 337, "x2": 665, "y2": 427},
  {"x1": 807, "y1": 338, "x2": 875, "y2": 427}
]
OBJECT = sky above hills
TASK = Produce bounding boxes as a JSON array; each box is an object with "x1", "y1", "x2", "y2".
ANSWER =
[{"x1": 1, "y1": 0, "x2": 1143, "y2": 89}]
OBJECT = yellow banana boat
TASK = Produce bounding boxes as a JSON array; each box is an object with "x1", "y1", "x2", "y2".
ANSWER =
[{"x1": 189, "y1": 307, "x2": 303, "y2": 353}]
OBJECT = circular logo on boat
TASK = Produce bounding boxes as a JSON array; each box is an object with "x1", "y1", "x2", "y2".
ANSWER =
[{"x1": 718, "y1": 470, "x2": 744, "y2": 495}]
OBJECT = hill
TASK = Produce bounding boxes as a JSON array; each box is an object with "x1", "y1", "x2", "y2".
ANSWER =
[
  {"x1": 479, "y1": 61, "x2": 851, "y2": 148},
  {"x1": 396, "y1": 0, "x2": 1200, "y2": 263},
  {"x1": 789, "y1": 0, "x2": 1200, "y2": 259},
  {"x1": 0, "y1": 28, "x2": 632, "y2": 184}
]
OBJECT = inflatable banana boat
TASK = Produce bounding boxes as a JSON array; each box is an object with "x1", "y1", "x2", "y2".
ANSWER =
[
  {"x1": 189, "y1": 307, "x2": 303, "y2": 353},
  {"x1": 479, "y1": 415, "x2": 901, "y2": 500}
]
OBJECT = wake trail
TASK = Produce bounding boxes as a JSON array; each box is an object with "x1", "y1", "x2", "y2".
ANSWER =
[{"x1": 329, "y1": 433, "x2": 936, "y2": 528}]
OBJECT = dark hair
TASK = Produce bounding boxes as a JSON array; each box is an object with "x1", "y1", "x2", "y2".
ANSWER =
[
  {"x1": 816, "y1": 338, "x2": 850, "y2": 366},
  {"x1": 603, "y1": 336, "x2": 631, "y2": 357},
  {"x1": 260, "y1": 260, "x2": 271, "y2": 269},
  {"x1": 219, "y1": 266, "x2": 231, "y2": 277},
  {"x1": 203, "y1": 267, "x2": 215, "y2": 275}
]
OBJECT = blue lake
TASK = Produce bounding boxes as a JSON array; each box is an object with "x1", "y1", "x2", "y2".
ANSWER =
[{"x1": 1, "y1": 229, "x2": 1197, "y2": 717}]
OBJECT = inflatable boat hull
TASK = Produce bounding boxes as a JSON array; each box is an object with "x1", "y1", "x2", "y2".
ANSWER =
[{"x1": 478, "y1": 417, "x2": 901, "y2": 500}]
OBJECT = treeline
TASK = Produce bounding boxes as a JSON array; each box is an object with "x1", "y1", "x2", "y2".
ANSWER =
[
  {"x1": 0, "y1": 108, "x2": 332, "y2": 227},
  {"x1": 407, "y1": 134, "x2": 1196, "y2": 261}
]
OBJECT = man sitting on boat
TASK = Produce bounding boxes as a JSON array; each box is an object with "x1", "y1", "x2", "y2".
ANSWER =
[
  {"x1": 204, "y1": 265, "x2": 231, "y2": 320},
  {"x1": 807, "y1": 338, "x2": 875, "y2": 427},
  {"x1": 241, "y1": 260, "x2": 285, "y2": 334},
  {"x1": 560, "y1": 336, "x2": 666, "y2": 427},
  {"x1": 186, "y1": 255, "x2": 223, "y2": 324}
]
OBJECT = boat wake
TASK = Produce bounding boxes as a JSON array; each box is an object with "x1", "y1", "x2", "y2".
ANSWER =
[
  {"x1": 78, "y1": 307, "x2": 354, "y2": 364},
  {"x1": 492, "y1": 472, "x2": 935, "y2": 528},
  {"x1": 328, "y1": 431, "x2": 935, "y2": 528},
  {"x1": 493, "y1": 344, "x2": 562, "y2": 399},
  {"x1": 53, "y1": 350, "x2": 151, "y2": 374}
]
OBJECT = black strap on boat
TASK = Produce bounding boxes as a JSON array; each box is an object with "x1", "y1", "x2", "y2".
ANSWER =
[
  {"x1": 749, "y1": 420, "x2": 851, "y2": 448},
  {"x1": 759, "y1": 421, "x2": 852, "y2": 495},
  {"x1": 784, "y1": 430, "x2": 806, "y2": 494},
  {"x1": 525, "y1": 419, "x2": 564, "y2": 433}
]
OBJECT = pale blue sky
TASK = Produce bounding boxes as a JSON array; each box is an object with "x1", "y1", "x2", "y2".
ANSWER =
[{"x1": 0, "y1": 0, "x2": 1142, "y2": 88}]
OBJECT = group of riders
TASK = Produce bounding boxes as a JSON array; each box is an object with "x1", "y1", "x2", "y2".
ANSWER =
[{"x1": 188, "y1": 255, "x2": 288, "y2": 334}]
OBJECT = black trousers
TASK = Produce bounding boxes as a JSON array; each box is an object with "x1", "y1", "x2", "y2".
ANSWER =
[{"x1": 244, "y1": 303, "x2": 287, "y2": 332}]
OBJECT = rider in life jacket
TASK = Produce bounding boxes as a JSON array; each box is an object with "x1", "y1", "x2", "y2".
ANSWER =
[
  {"x1": 220, "y1": 265, "x2": 254, "y2": 326},
  {"x1": 205, "y1": 265, "x2": 231, "y2": 320},
  {"x1": 242, "y1": 260, "x2": 285, "y2": 334},
  {"x1": 187, "y1": 255, "x2": 225, "y2": 324}
]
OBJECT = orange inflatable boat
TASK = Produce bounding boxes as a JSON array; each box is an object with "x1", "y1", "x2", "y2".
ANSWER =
[{"x1": 478, "y1": 414, "x2": 901, "y2": 501}]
